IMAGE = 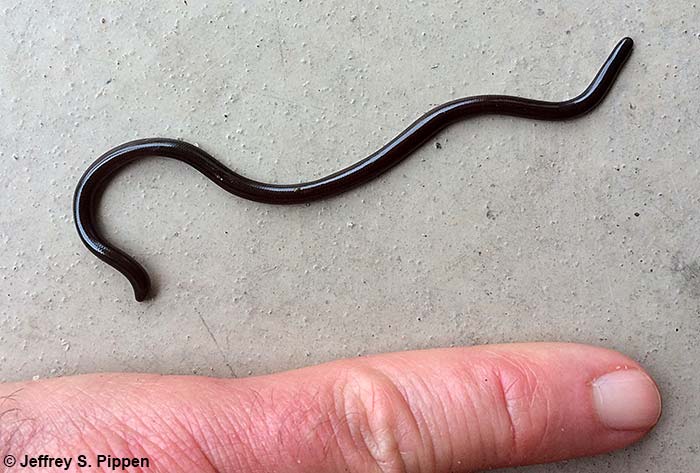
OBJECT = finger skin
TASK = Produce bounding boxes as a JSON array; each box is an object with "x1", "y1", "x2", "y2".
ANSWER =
[{"x1": 0, "y1": 343, "x2": 661, "y2": 473}]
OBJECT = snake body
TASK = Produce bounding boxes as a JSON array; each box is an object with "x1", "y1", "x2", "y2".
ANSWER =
[{"x1": 74, "y1": 38, "x2": 634, "y2": 301}]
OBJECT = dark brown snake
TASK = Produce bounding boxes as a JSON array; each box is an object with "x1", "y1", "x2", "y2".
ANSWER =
[{"x1": 74, "y1": 37, "x2": 634, "y2": 301}]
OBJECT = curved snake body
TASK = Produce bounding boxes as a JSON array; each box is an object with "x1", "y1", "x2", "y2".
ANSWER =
[{"x1": 74, "y1": 38, "x2": 634, "y2": 301}]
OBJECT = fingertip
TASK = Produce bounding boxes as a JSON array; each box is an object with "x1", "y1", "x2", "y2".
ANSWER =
[
  {"x1": 592, "y1": 369, "x2": 662, "y2": 431},
  {"x1": 546, "y1": 343, "x2": 662, "y2": 432}
]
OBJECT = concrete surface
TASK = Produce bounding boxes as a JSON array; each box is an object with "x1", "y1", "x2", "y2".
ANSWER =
[{"x1": 1, "y1": 0, "x2": 698, "y2": 471}]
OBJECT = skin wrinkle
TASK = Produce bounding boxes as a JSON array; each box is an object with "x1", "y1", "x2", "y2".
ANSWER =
[
  {"x1": 463, "y1": 360, "x2": 509, "y2": 469},
  {"x1": 387, "y1": 367, "x2": 443, "y2": 473},
  {"x1": 285, "y1": 374, "x2": 374, "y2": 473},
  {"x1": 71, "y1": 412, "x2": 160, "y2": 473},
  {"x1": 490, "y1": 353, "x2": 556, "y2": 464},
  {"x1": 154, "y1": 406, "x2": 222, "y2": 471},
  {"x1": 45, "y1": 384, "x2": 125, "y2": 435},
  {"x1": 330, "y1": 370, "x2": 376, "y2": 472},
  {"x1": 318, "y1": 404, "x2": 355, "y2": 472},
  {"x1": 437, "y1": 362, "x2": 471, "y2": 465},
  {"x1": 437, "y1": 364, "x2": 485, "y2": 470},
  {"x1": 296, "y1": 398, "x2": 348, "y2": 469},
  {"x1": 156, "y1": 381, "x2": 260, "y2": 470},
  {"x1": 407, "y1": 380, "x2": 442, "y2": 472},
  {"x1": 32, "y1": 380, "x2": 216, "y2": 472},
  {"x1": 108, "y1": 400, "x2": 231, "y2": 472},
  {"x1": 350, "y1": 365, "x2": 437, "y2": 471},
  {"x1": 207, "y1": 390, "x2": 265, "y2": 472},
  {"x1": 437, "y1": 363, "x2": 487, "y2": 471},
  {"x1": 208, "y1": 379, "x2": 346, "y2": 471},
  {"x1": 350, "y1": 381, "x2": 387, "y2": 471},
  {"x1": 424, "y1": 385, "x2": 453, "y2": 473},
  {"x1": 266, "y1": 383, "x2": 338, "y2": 469},
  {"x1": 429, "y1": 373, "x2": 464, "y2": 473},
  {"x1": 73, "y1": 397, "x2": 188, "y2": 470},
  {"x1": 42, "y1": 410, "x2": 105, "y2": 473},
  {"x1": 117, "y1": 421, "x2": 193, "y2": 470},
  {"x1": 200, "y1": 383, "x2": 293, "y2": 472},
  {"x1": 99, "y1": 434, "x2": 149, "y2": 473},
  {"x1": 197, "y1": 401, "x2": 255, "y2": 472},
  {"x1": 46, "y1": 401, "x2": 101, "y2": 452},
  {"x1": 468, "y1": 367, "x2": 497, "y2": 470},
  {"x1": 276, "y1": 388, "x2": 331, "y2": 464},
  {"x1": 333, "y1": 365, "x2": 406, "y2": 473},
  {"x1": 200, "y1": 416, "x2": 250, "y2": 473},
  {"x1": 232, "y1": 384, "x2": 288, "y2": 467},
  {"x1": 385, "y1": 355, "x2": 462, "y2": 471},
  {"x1": 281, "y1": 403, "x2": 320, "y2": 465},
  {"x1": 398, "y1": 404, "x2": 426, "y2": 471},
  {"x1": 494, "y1": 367, "x2": 520, "y2": 465},
  {"x1": 524, "y1": 367, "x2": 554, "y2": 462},
  {"x1": 324, "y1": 371, "x2": 393, "y2": 471},
  {"x1": 57, "y1": 417, "x2": 102, "y2": 469},
  {"x1": 361, "y1": 379, "x2": 408, "y2": 473}
]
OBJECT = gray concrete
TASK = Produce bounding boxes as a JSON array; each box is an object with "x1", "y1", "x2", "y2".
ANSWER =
[{"x1": 1, "y1": 0, "x2": 698, "y2": 471}]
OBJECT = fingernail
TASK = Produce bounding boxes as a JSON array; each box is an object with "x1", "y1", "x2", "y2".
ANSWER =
[{"x1": 592, "y1": 369, "x2": 662, "y2": 431}]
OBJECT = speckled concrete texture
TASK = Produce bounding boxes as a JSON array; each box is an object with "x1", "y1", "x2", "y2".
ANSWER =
[{"x1": 1, "y1": 1, "x2": 698, "y2": 471}]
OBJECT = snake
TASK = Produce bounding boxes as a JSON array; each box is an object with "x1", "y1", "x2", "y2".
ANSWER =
[{"x1": 74, "y1": 37, "x2": 634, "y2": 301}]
